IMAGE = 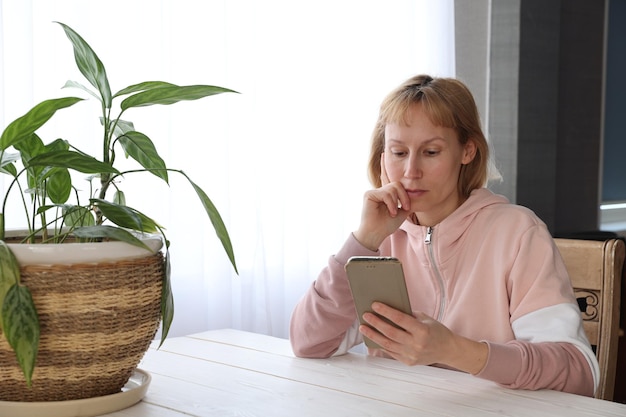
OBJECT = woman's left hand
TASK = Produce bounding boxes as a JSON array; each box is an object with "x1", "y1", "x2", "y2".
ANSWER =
[{"x1": 359, "y1": 302, "x2": 488, "y2": 374}]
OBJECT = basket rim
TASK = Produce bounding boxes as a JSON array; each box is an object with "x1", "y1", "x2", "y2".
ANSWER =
[{"x1": 4, "y1": 230, "x2": 163, "y2": 266}]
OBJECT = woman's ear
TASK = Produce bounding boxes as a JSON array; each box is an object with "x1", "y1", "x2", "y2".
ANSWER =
[{"x1": 461, "y1": 139, "x2": 477, "y2": 165}]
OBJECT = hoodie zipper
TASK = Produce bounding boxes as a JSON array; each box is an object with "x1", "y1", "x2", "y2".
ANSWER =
[{"x1": 425, "y1": 226, "x2": 446, "y2": 321}]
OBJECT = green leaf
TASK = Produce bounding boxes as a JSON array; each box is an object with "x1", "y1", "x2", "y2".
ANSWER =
[
  {"x1": 0, "y1": 97, "x2": 83, "y2": 151},
  {"x1": 14, "y1": 134, "x2": 47, "y2": 192},
  {"x1": 14, "y1": 133, "x2": 46, "y2": 168},
  {"x1": 71, "y1": 225, "x2": 151, "y2": 251},
  {"x1": 62, "y1": 205, "x2": 96, "y2": 228},
  {"x1": 56, "y1": 22, "x2": 112, "y2": 108},
  {"x1": 113, "y1": 190, "x2": 126, "y2": 206},
  {"x1": 114, "y1": 81, "x2": 177, "y2": 99},
  {"x1": 90, "y1": 199, "x2": 161, "y2": 233},
  {"x1": 189, "y1": 179, "x2": 238, "y2": 273},
  {"x1": 0, "y1": 152, "x2": 19, "y2": 176},
  {"x1": 46, "y1": 169, "x2": 72, "y2": 204},
  {"x1": 0, "y1": 162, "x2": 17, "y2": 177},
  {"x1": 159, "y1": 249, "x2": 173, "y2": 347},
  {"x1": 0, "y1": 240, "x2": 20, "y2": 333},
  {"x1": 44, "y1": 138, "x2": 71, "y2": 153},
  {"x1": 118, "y1": 131, "x2": 168, "y2": 182},
  {"x1": 0, "y1": 152, "x2": 20, "y2": 165},
  {"x1": 35, "y1": 204, "x2": 55, "y2": 215},
  {"x1": 62, "y1": 80, "x2": 101, "y2": 102},
  {"x1": 121, "y1": 85, "x2": 238, "y2": 110},
  {"x1": 27, "y1": 150, "x2": 119, "y2": 174},
  {"x1": 109, "y1": 119, "x2": 134, "y2": 137},
  {"x1": 17, "y1": 137, "x2": 69, "y2": 175},
  {"x1": 14, "y1": 137, "x2": 68, "y2": 188},
  {"x1": 1, "y1": 284, "x2": 40, "y2": 386},
  {"x1": 0, "y1": 152, "x2": 20, "y2": 167}
]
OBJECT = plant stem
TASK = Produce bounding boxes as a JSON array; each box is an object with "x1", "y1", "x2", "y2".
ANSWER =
[
  {"x1": 96, "y1": 106, "x2": 114, "y2": 225},
  {"x1": 1, "y1": 169, "x2": 34, "y2": 240}
]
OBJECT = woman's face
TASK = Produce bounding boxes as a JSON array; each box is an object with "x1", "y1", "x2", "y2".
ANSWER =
[{"x1": 383, "y1": 104, "x2": 475, "y2": 226}]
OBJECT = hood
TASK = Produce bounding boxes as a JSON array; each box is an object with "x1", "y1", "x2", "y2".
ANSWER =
[{"x1": 399, "y1": 188, "x2": 510, "y2": 262}]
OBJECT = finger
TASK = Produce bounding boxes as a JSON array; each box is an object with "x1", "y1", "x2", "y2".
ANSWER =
[
  {"x1": 413, "y1": 311, "x2": 434, "y2": 322},
  {"x1": 372, "y1": 302, "x2": 414, "y2": 327},
  {"x1": 387, "y1": 182, "x2": 411, "y2": 211},
  {"x1": 362, "y1": 310, "x2": 406, "y2": 343},
  {"x1": 385, "y1": 182, "x2": 411, "y2": 212},
  {"x1": 379, "y1": 184, "x2": 410, "y2": 215},
  {"x1": 380, "y1": 192, "x2": 401, "y2": 216},
  {"x1": 360, "y1": 317, "x2": 420, "y2": 365},
  {"x1": 359, "y1": 316, "x2": 403, "y2": 351},
  {"x1": 366, "y1": 187, "x2": 400, "y2": 217},
  {"x1": 358, "y1": 323, "x2": 391, "y2": 353},
  {"x1": 371, "y1": 303, "x2": 427, "y2": 341}
]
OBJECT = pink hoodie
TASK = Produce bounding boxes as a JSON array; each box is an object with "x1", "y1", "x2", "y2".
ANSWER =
[{"x1": 289, "y1": 188, "x2": 598, "y2": 397}]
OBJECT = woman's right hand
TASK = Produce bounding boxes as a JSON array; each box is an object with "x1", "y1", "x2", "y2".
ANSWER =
[{"x1": 353, "y1": 153, "x2": 411, "y2": 251}]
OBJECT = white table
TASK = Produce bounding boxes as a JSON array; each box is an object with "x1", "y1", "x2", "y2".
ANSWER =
[{"x1": 105, "y1": 329, "x2": 626, "y2": 416}]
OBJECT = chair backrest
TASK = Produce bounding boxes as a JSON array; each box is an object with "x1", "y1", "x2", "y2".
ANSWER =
[{"x1": 554, "y1": 238, "x2": 625, "y2": 401}]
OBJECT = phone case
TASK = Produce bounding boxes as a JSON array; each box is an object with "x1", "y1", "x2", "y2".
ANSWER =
[{"x1": 345, "y1": 256, "x2": 412, "y2": 349}]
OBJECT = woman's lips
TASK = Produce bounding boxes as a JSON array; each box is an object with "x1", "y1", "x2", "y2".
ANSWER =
[{"x1": 406, "y1": 189, "x2": 427, "y2": 198}]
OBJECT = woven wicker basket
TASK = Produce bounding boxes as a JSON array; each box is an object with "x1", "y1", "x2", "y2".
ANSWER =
[{"x1": 0, "y1": 251, "x2": 164, "y2": 402}]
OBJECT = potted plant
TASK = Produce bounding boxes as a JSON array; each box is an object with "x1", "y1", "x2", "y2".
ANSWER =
[{"x1": 0, "y1": 22, "x2": 238, "y2": 402}]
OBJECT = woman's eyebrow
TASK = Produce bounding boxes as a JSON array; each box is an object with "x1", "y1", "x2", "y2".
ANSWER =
[{"x1": 387, "y1": 137, "x2": 446, "y2": 145}]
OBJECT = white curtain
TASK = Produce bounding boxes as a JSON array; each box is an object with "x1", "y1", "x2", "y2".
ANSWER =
[{"x1": 0, "y1": 0, "x2": 455, "y2": 339}]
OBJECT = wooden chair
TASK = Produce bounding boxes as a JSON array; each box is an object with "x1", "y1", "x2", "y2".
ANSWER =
[{"x1": 554, "y1": 238, "x2": 625, "y2": 401}]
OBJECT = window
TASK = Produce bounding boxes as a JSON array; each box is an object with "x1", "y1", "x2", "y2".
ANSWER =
[{"x1": 0, "y1": 0, "x2": 455, "y2": 338}]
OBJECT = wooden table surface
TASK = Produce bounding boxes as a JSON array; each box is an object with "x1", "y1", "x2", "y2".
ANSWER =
[{"x1": 103, "y1": 329, "x2": 626, "y2": 416}]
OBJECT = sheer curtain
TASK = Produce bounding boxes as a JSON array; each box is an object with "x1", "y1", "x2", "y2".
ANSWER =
[{"x1": 0, "y1": 0, "x2": 455, "y2": 339}]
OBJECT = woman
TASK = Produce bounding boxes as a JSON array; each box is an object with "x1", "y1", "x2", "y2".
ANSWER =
[{"x1": 289, "y1": 75, "x2": 598, "y2": 396}]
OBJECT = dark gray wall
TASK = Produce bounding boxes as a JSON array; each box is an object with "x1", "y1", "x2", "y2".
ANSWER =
[
  {"x1": 456, "y1": 0, "x2": 606, "y2": 235},
  {"x1": 603, "y1": 0, "x2": 626, "y2": 202}
]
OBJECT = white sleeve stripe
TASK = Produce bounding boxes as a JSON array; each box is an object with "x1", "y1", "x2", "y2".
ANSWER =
[
  {"x1": 333, "y1": 319, "x2": 363, "y2": 356},
  {"x1": 511, "y1": 303, "x2": 600, "y2": 391}
]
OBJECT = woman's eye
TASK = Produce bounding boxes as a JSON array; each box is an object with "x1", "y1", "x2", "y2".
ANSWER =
[{"x1": 424, "y1": 149, "x2": 440, "y2": 156}]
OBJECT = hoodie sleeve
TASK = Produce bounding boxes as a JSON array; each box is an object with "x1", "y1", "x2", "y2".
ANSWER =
[
  {"x1": 476, "y1": 303, "x2": 597, "y2": 397},
  {"x1": 477, "y1": 224, "x2": 598, "y2": 397},
  {"x1": 289, "y1": 234, "x2": 378, "y2": 358}
]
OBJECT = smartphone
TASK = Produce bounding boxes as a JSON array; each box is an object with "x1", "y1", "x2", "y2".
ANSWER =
[{"x1": 345, "y1": 256, "x2": 412, "y2": 349}]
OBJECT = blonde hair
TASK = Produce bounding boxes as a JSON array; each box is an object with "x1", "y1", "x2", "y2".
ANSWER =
[{"x1": 367, "y1": 74, "x2": 494, "y2": 198}]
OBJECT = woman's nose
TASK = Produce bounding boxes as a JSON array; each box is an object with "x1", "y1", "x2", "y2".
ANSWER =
[{"x1": 404, "y1": 156, "x2": 422, "y2": 179}]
